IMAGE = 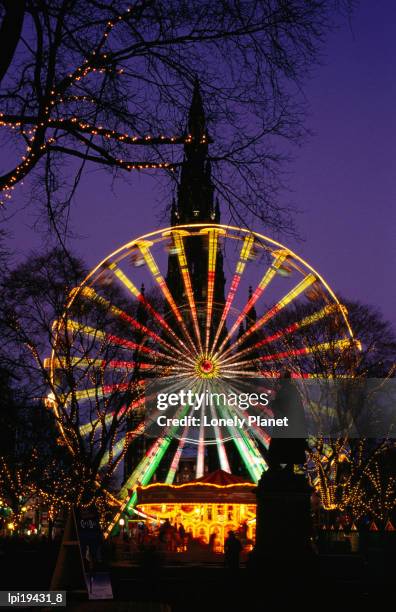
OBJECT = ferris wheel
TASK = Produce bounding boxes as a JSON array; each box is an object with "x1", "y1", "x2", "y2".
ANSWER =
[{"x1": 47, "y1": 223, "x2": 358, "y2": 516}]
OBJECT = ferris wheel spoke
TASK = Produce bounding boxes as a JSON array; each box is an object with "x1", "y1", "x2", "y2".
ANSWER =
[
  {"x1": 79, "y1": 412, "x2": 114, "y2": 436},
  {"x1": 220, "y1": 303, "x2": 342, "y2": 366},
  {"x1": 238, "y1": 427, "x2": 268, "y2": 477},
  {"x1": 220, "y1": 368, "x2": 280, "y2": 378},
  {"x1": 167, "y1": 229, "x2": 203, "y2": 352},
  {"x1": 165, "y1": 427, "x2": 190, "y2": 484},
  {"x1": 77, "y1": 286, "x2": 183, "y2": 358},
  {"x1": 216, "y1": 400, "x2": 264, "y2": 482},
  {"x1": 225, "y1": 338, "x2": 355, "y2": 370},
  {"x1": 221, "y1": 273, "x2": 317, "y2": 361},
  {"x1": 64, "y1": 319, "x2": 186, "y2": 365},
  {"x1": 121, "y1": 437, "x2": 173, "y2": 501},
  {"x1": 214, "y1": 249, "x2": 289, "y2": 358},
  {"x1": 208, "y1": 400, "x2": 231, "y2": 473},
  {"x1": 161, "y1": 379, "x2": 206, "y2": 485},
  {"x1": 224, "y1": 381, "x2": 270, "y2": 448},
  {"x1": 119, "y1": 399, "x2": 193, "y2": 502},
  {"x1": 220, "y1": 363, "x2": 275, "y2": 376},
  {"x1": 200, "y1": 227, "x2": 226, "y2": 354},
  {"x1": 212, "y1": 385, "x2": 265, "y2": 483},
  {"x1": 50, "y1": 356, "x2": 173, "y2": 373},
  {"x1": 211, "y1": 234, "x2": 255, "y2": 355},
  {"x1": 111, "y1": 436, "x2": 175, "y2": 533},
  {"x1": 255, "y1": 337, "x2": 356, "y2": 363},
  {"x1": 136, "y1": 241, "x2": 198, "y2": 355},
  {"x1": 236, "y1": 410, "x2": 271, "y2": 450},
  {"x1": 192, "y1": 379, "x2": 205, "y2": 479},
  {"x1": 223, "y1": 406, "x2": 267, "y2": 479},
  {"x1": 80, "y1": 374, "x2": 191, "y2": 437},
  {"x1": 108, "y1": 262, "x2": 193, "y2": 357}
]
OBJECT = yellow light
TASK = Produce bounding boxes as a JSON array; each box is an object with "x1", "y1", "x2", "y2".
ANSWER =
[
  {"x1": 195, "y1": 355, "x2": 219, "y2": 379},
  {"x1": 140, "y1": 480, "x2": 255, "y2": 491},
  {"x1": 199, "y1": 228, "x2": 226, "y2": 351},
  {"x1": 168, "y1": 230, "x2": 202, "y2": 351}
]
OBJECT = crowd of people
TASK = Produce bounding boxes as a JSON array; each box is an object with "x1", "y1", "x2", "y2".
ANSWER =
[{"x1": 122, "y1": 518, "x2": 250, "y2": 567}]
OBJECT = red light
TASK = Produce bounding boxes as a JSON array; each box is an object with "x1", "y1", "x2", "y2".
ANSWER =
[{"x1": 201, "y1": 359, "x2": 214, "y2": 373}]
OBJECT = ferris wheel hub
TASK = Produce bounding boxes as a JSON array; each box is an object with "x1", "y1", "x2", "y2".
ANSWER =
[
  {"x1": 196, "y1": 355, "x2": 219, "y2": 378},
  {"x1": 201, "y1": 359, "x2": 214, "y2": 372}
]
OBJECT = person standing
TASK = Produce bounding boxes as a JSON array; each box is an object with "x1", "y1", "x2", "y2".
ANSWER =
[{"x1": 224, "y1": 531, "x2": 242, "y2": 570}]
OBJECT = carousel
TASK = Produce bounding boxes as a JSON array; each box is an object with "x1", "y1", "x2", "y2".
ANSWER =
[{"x1": 135, "y1": 470, "x2": 257, "y2": 550}]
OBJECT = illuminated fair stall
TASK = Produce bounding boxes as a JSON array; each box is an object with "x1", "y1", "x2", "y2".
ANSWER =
[{"x1": 136, "y1": 470, "x2": 256, "y2": 549}]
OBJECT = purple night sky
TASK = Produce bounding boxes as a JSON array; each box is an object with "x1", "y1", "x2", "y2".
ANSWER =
[{"x1": 2, "y1": 1, "x2": 396, "y2": 326}]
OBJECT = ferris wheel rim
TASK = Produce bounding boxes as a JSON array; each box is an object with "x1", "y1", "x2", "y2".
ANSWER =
[
  {"x1": 55, "y1": 223, "x2": 354, "y2": 347},
  {"x1": 46, "y1": 221, "x2": 358, "y2": 511}
]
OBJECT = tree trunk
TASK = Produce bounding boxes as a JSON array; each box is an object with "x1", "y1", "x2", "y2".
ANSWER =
[{"x1": 0, "y1": 0, "x2": 25, "y2": 85}]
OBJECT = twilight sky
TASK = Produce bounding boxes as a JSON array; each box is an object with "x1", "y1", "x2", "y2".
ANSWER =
[{"x1": 3, "y1": 0, "x2": 396, "y2": 326}]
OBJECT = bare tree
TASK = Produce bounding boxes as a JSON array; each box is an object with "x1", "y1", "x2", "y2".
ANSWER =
[
  {"x1": 257, "y1": 298, "x2": 396, "y2": 525},
  {"x1": 0, "y1": 0, "x2": 354, "y2": 232},
  {"x1": 0, "y1": 248, "x2": 164, "y2": 512},
  {"x1": 0, "y1": 379, "x2": 75, "y2": 531}
]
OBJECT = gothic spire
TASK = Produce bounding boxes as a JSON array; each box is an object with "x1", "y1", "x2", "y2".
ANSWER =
[
  {"x1": 173, "y1": 80, "x2": 215, "y2": 224},
  {"x1": 188, "y1": 78, "x2": 206, "y2": 144},
  {"x1": 166, "y1": 82, "x2": 226, "y2": 322}
]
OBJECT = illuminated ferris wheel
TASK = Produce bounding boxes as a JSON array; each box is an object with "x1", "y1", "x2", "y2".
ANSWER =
[{"x1": 47, "y1": 223, "x2": 358, "y2": 513}]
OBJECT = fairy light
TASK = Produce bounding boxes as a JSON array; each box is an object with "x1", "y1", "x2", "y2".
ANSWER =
[
  {"x1": 0, "y1": 101, "x2": 189, "y2": 204},
  {"x1": 59, "y1": 379, "x2": 144, "y2": 403},
  {"x1": 307, "y1": 437, "x2": 395, "y2": 524}
]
